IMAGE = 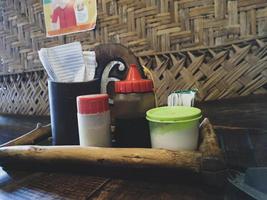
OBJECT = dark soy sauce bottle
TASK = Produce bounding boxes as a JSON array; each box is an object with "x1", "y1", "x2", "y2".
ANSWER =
[{"x1": 113, "y1": 64, "x2": 155, "y2": 147}]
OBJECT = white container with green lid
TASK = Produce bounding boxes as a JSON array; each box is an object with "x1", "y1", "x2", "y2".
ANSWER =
[{"x1": 146, "y1": 106, "x2": 202, "y2": 151}]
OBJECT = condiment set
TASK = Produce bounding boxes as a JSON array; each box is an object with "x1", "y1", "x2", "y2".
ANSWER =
[{"x1": 76, "y1": 63, "x2": 202, "y2": 151}]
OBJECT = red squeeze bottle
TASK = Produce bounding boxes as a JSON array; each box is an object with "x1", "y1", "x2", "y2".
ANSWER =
[{"x1": 113, "y1": 64, "x2": 155, "y2": 147}]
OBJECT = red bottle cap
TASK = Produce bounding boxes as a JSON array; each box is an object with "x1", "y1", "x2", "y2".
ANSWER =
[
  {"x1": 77, "y1": 94, "x2": 109, "y2": 114},
  {"x1": 115, "y1": 64, "x2": 153, "y2": 93}
]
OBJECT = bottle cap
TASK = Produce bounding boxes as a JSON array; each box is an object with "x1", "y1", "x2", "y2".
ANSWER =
[
  {"x1": 77, "y1": 94, "x2": 109, "y2": 114},
  {"x1": 146, "y1": 106, "x2": 202, "y2": 123},
  {"x1": 115, "y1": 64, "x2": 153, "y2": 93}
]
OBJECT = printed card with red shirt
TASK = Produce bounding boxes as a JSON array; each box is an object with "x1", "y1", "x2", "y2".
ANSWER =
[{"x1": 43, "y1": 0, "x2": 97, "y2": 37}]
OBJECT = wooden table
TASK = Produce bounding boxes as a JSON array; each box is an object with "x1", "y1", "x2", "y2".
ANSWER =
[{"x1": 0, "y1": 94, "x2": 266, "y2": 199}]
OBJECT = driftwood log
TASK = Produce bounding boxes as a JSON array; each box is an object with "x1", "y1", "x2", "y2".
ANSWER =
[
  {"x1": 199, "y1": 118, "x2": 225, "y2": 171},
  {"x1": 0, "y1": 123, "x2": 51, "y2": 147},
  {"x1": 0, "y1": 119, "x2": 225, "y2": 175},
  {"x1": 0, "y1": 146, "x2": 202, "y2": 172}
]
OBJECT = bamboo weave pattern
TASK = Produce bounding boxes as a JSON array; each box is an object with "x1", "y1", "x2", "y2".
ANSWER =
[
  {"x1": 1, "y1": 38, "x2": 266, "y2": 114},
  {"x1": 1, "y1": 0, "x2": 267, "y2": 74},
  {"x1": 140, "y1": 38, "x2": 267, "y2": 105}
]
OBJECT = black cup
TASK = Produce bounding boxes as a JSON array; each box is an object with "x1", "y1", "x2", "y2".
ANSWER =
[{"x1": 48, "y1": 79, "x2": 100, "y2": 145}]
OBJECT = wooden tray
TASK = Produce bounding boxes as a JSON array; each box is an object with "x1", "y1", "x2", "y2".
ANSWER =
[{"x1": 0, "y1": 118, "x2": 226, "y2": 186}]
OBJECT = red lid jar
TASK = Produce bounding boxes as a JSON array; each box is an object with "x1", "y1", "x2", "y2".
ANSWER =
[
  {"x1": 77, "y1": 94, "x2": 109, "y2": 114},
  {"x1": 76, "y1": 94, "x2": 111, "y2": 147}
]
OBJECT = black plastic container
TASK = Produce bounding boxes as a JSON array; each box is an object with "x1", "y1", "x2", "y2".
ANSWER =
[{"x1": 48, "y1": 79, "x2": 100, "y2": 145}]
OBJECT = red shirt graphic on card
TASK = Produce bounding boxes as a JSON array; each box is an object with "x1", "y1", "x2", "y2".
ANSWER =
[{"x1": 51, "y1": 5, "x2": 77, "y2": 29}]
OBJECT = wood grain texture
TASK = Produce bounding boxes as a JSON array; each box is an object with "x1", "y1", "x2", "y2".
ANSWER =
[
  {"x1": 0, "y1": 118, "x2": 224, "y2": 176},
  {"x1": 89, "y1": 179, "x2": 222, "y2": 200},
  {"x1": 0, "y1": 171, "x2": 109, "y2": 200},
  {"x1": 0, "y1": 145, "x2": 202, "y2": 172},
  {"x1": 0, "y1": 123, "x2": 51, "y2": 147},
  {"x1": 199, "y1": 118, "x2": 222, "y2": 159}
]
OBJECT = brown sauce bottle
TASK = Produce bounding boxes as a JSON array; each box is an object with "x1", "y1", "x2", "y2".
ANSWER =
[{"x1": 113, "y1": 64, "x2": 155, "y2": 147}]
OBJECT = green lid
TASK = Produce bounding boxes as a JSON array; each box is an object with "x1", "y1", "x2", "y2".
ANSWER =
[{"x1": 146, "y1": 106, "x2": 202, "y2": 123}]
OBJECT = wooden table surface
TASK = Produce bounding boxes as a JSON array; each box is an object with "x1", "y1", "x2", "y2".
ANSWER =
[{"x1": 0, "y1": 94, "x2": 266, "y2": 200}]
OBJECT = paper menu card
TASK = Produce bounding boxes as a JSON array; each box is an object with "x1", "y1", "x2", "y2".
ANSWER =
[{"x1": 43, "y1": 0, "x2": 97, "y2": 37}]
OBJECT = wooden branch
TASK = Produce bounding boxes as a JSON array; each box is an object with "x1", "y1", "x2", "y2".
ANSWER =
[
  {"x1": 0, "y1": 123, "x2": 51, "y2": 147},
  {"x1": 199, "y1": 118, "x2": 222, "y2": 157},
  {"x1": 0, "y1": 145, "x2": 202, "y2": 173},
  {"x1": 199, "y1": 118, "x2": 225, "y2": 171},
  {"x1": 0, "y1": 118, "x2": 226, "y2": 185}
]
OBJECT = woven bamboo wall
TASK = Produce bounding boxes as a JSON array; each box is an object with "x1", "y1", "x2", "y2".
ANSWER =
[
  {"x1": 1, "y1": 0, "x2": 267, "y2": 74},
  {"x1": 1, "y1": 38, "x2": 266, "y2": 115},
  {"x1": 0, "y1": 71, "x2": 49, "y2": 115},
  {"x1": 140, "y1": 38, "x2": 267, "y2": 105},
  {"x1": 0, "y1": 0, "x2": 267, "y2": 115}
]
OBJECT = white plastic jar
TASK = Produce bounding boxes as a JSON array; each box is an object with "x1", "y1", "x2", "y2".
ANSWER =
[
  {"x1": 146, "y1": 106, "x2": 202, "y2": 151},
  {"x1": 76, "y1": 94, "x2": 111, "y2": 147}
]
